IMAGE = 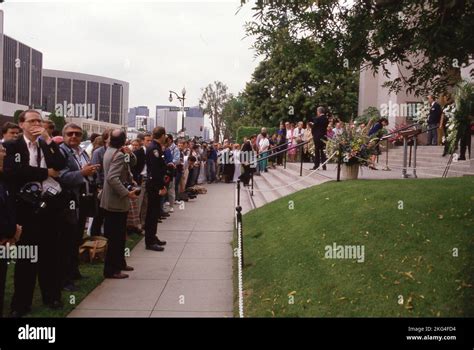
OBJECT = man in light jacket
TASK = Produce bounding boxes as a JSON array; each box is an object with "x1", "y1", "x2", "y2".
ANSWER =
[{"x1": 100, "y1": 129, "x2": 137, "y2": 279}]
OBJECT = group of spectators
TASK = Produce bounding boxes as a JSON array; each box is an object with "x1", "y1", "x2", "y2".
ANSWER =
[{"x1": 0, "y1": 110, "x2": 208, "y2": 318}]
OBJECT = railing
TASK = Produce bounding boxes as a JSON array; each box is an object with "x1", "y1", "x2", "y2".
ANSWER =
[{"x1": 235, "y1": 180, "x2": 244, "y2": 318}]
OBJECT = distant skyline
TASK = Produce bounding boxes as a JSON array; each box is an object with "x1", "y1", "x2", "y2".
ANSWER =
[{"x1": 1, "y1": 1, "x2": 260, "y2": 114}]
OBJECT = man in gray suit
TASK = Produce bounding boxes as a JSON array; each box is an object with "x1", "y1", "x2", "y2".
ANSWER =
[
  {"x1": 58, "y1": 123, "x2": 99, "y2": 290},
  {"x1": 100, "y1": 129, "x2": 138, "y2": 279}
]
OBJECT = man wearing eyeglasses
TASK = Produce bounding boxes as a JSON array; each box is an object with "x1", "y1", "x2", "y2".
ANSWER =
[
  {"x1": 58, "y1": 123, "x2": 99, "y2": 291},
  {"x1": 2, "y1": 110, "x2": 66, "y2": 317}
]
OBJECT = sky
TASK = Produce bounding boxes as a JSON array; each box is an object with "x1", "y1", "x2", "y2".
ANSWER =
[{"x1": 1, "y1": 0, "x2": 260, "y2": 115}]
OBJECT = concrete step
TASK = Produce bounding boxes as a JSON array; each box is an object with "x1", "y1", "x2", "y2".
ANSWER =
[
  {"x1": 260, "y1": 169, "x2": 296, "y2": 198},
  {"x1": 268, "y1": 167, "x2": 312, "y2": 192}
]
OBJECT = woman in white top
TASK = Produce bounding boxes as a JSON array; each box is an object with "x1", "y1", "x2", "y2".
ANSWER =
[
  {"x1": 286, "y1": 123, "x2": 297, "y2": 162},
  {"x1": 232, "y1": 144, "x2": 241, "y2": 182},
  {"x1": 258, "y1": 132, "x2": 270, "y2": 173}
]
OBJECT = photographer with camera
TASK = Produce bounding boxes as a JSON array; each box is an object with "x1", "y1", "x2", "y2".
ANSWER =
[
  {"x1": 2, "y1": 110, "x2": 66, "y2": 317},
  {"x1": 58, "y1": 123, "x2": 99, "y2": 290},
  {"x1": 99, "y1": 129, "x2": 137, "y2": 279},
  {"x1": 144, "y1": 126, "x2": 168, "y2": 252}
]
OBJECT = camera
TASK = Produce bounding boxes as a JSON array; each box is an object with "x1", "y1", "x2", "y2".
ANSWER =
[
  {"x1": 124, "y1": 183, "x2": 140, "y2": 196},
  {"x1": 18, "y1": 182, "x2": 47, "y2": 211}
]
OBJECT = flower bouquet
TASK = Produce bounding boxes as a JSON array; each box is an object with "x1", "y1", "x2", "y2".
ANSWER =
[
  {"x1": 414, "y1": 102, "x2": 429, "y2": 127},
  {"x1": 325, "y1": 124, "x2": 379, "y2": 170}
]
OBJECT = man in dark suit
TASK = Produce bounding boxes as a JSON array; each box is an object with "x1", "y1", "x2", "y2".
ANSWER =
[
  {"x1": 144, "y1": 127, "x2": 168, "y2": 251},
  {"x1": 427, "y1": 95, "x2": 442, "y2": 145},
  {"x1": 0, "y1": 141, "x2": 20, "y2": 318},
  {"x1": 3, "y1": 110, "x2": 66, "y2": 317},
  {"x1": 311, "y1": 106, "x2": 329, "y2": 170}
]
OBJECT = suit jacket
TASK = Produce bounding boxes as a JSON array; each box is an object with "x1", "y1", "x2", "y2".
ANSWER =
[
  {"x1": 58, "y1": 143, "x2": 90, "y2": 203},
  {"x1": 146, "y1": 140, "x2": 166, "y2": 193},
  {"x1": 3, "y1": 136, "x2": 66, "y2": 192},
  {"x1": 91, "y1": 146, "x2": 106, "y2": 187},
  {"x1": 132, "y1": 147, "x2": 146, "y2": 184},
  {"x1": 0, "y1": 174, "x2": 16, "y2": 239},
  {"x1": 312, "y1": 114, "x2": 329, "y2": 140},
  {"x1": 428, "y1": 102, "x2": 442, "y2": 125},
  {"x1": 99, "y1": 147, "x2": 136, "y2": 212}
]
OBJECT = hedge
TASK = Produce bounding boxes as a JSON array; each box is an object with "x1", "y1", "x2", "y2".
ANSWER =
[{"x1": 236, "y1": 126, "x2": 277, "y2": 144}]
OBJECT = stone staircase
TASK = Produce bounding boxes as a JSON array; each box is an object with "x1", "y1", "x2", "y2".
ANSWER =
[
  {"x1": 238, "y1": 144, "x2": 473, "y2": 214},
  {"x1": 378, "y1": 145, "x2": 473, "y2": 178},
  {"x1": 239, "y1": 164, "x2": 331, "y2": 214}
]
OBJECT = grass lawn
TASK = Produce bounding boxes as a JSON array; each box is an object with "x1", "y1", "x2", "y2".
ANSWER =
[
  {"x1": 4, "y1": 233, "x2": 143, "y2": 317},
  {"x1": 240, "y1": 177, "x2": 474, "y2": 317}
]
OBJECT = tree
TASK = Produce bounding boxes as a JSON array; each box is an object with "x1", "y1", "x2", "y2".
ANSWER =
[
  {"x1": 242, "y1": 31, "x2": 359, "y2": 124},
  {"x1": 199, "y1": 81, "x2": 231, "y2": 142},
  {"x1": 48, "y1": 112, "x2": 66, "y2": 134},
  {"x1": 221, "y1": 93, "x2": 254, "y2": 140},
  {"x1": 13, "y1": 109, "x2": 24, "y2": 124},
  {"x1": 82, "y1": 129, "x2": 89, "y2": 142},
  {"x1": 243, "y1": 0, "x2": 474, "y2": 97}
]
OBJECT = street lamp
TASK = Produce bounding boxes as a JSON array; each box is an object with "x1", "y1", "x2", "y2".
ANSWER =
[{"x1": 169, "y1": 87, "x2": 186, "y2": 135}]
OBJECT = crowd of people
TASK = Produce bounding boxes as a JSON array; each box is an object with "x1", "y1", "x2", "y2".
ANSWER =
[
  {"x1": 0, "y1": 110, "x2": 215, "y2": 318},
  {"x1": 0, "y1": 106, "x2": 390, "y2": 318}
]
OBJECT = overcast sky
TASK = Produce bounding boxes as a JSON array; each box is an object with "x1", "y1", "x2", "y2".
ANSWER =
[{"x1": 1, "y1": 0, "x2": 260, "y2": 114}]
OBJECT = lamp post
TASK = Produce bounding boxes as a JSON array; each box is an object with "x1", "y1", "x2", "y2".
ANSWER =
[{"x1": 169, "y1": 87, "x2": 186, "y2": 135}]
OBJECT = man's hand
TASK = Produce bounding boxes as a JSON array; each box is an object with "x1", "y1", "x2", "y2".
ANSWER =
[
  {"x1": 81, "y1": 164, "x2": 97, "y2": 177},
  {"x1": 31, "y1": 127, "x2": 51, "y2": 143},
  {"x1": 121, "y1": 146, "x2": 132, "y2": 154},
  {"x1": 13, "y1": 225, "x2": 22, "y2": 243},
  {"x1": 48, "y1": 168, "x2": 60, "y2": 177},
  {"x1": 159, "y1": 188, "x2": 167, "y2": 196}
]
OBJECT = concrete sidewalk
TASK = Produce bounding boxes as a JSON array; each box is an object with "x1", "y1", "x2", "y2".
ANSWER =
[{"x1": 68, "y1": 183, "x2": 235, "y2": 318}]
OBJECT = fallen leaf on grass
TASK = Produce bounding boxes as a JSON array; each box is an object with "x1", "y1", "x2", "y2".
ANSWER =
[
  {"x1": 405, "y1": 296, "x2": 414, "y2": 310},
  {"x1": 400, "y1": 271, "x2": 415, "y2": 280}
]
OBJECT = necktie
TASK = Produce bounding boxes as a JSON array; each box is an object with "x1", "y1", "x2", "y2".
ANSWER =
[{"x1": 35, "y1": 142, "x2": 41, "y2": 168}]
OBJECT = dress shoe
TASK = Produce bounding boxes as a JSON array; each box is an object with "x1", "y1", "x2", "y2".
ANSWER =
[
  {"x1": 63, "y1": 283, "x2": 79, "y2": 292},
  {"x1": 157, "y1": 219, "x2": 163, "y2": 223},
  {"x1": 311, "y1": 166, "x2": 318, "y2": 170},
  {"x1": 161, "y1": 213, "x2": 170, "y2": 217},
  {"x1": 146, "y1": 244, "x2": 165, "y2": 252},
  {"x1": 122, "y1": 265, "x2": 134, "y2": 271},
  {"x1": 105, "y1": 272, "x2": 129, "y2": 279},
  {"x1": 156, "y1": 239, "x2": 167, "y2": 246}
]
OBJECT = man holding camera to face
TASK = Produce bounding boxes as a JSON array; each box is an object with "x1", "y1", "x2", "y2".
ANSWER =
[
  {"x1": 99, "y1": 129, "x2": 137, "y2": 279},
  {"x1": 2, "y1": 110, "x2": 66, "y2": 317}
]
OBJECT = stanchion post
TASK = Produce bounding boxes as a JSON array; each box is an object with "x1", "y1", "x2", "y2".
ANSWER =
[
  {"x1": 337, "y1": 145, "x2": 342, "y2": 182},
  {"x1": 251, "y1": 171, "x2": 254, "y2": 196},
  {"x1": 237, "y1": 180, "x2": 241, "y2": 207},
  {"x1": 300, "y1": 145, "x2": 303, "y2": 176},
  {"x1": 236, "y1": 205, "x2": 244, "y2": 269}
]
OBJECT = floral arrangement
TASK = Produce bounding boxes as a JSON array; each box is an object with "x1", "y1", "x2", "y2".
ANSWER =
[
  {"x1": 414, "y1": 102, "x2": 430, "y2": 126},
  {"x1": 387, "y1": 123, "x2": 413, "y2": 145},
  {"x1": 325, "y1": 124, "x2": 379, "y2": 166},
  {"x1": 444, "y1": 81, "x2": 474, "y2": 154}
]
